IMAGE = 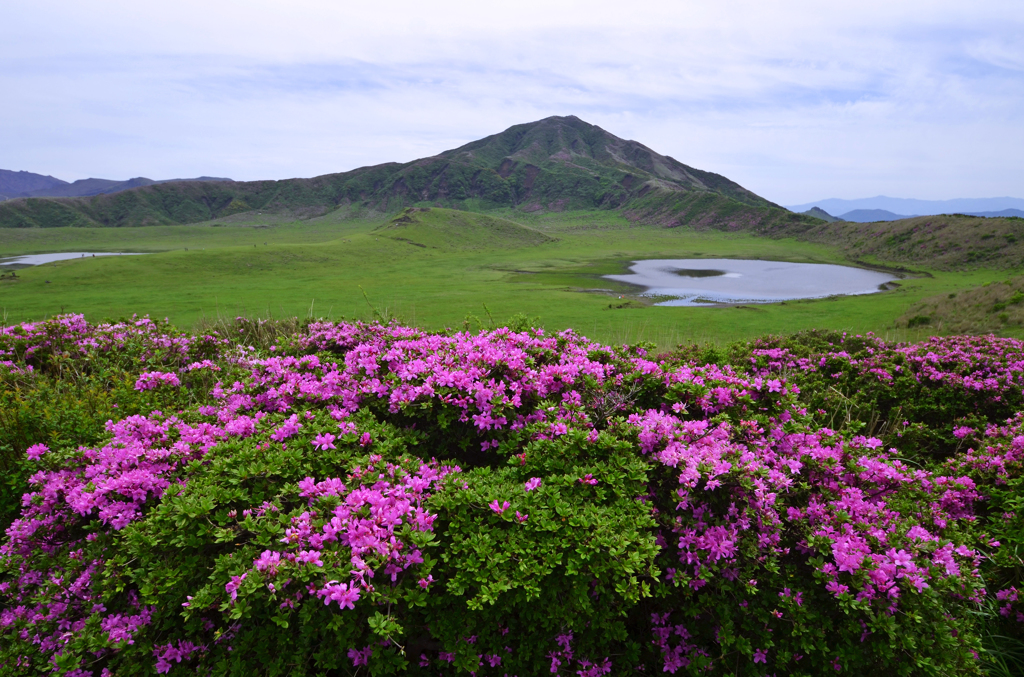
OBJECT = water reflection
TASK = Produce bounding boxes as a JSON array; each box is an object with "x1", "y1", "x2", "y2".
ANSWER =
[
  {"x1": 0, "y1": 252, "x2": 147, "y2": 270},
  {"x1": 605, "y1": 259, "x2": 896, "y2": 306}
]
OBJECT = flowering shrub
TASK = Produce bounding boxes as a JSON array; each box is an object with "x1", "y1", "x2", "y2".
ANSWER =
[
  {"x1": 0, "y1": 317, "x2": 1020, "y2": 675},
  {"x1": 0, "y1": 316, "x2": 231, "y2": 528}
]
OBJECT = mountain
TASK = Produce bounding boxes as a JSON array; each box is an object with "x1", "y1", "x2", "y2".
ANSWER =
[
  {"x1": 834, "y1": 208, "x2": 1024, "y2": 223},
  {"x1": 0, "y1": 174, "x2": 234, "y2": 200},
  {"x1": 29, "y1": 177, "x2": 154, "y2": 198},
  {"x1": 963, "y1": 209, "x2": 1024, "y2": 219},
  {"x1": 0, "y1": 116, "x2": 804, "y2": 231},
  {"x1": 837, "y1": 209, "x2": 915, "y2": 223},
  {"x1": 0, "y1": 170, "x2": 67, "y2": 200},
  {"x1": 800, "y1": 207, "x2": 843, "y2": 222},
  {"x1": 786, "y1": 196, "x2": 1024, "y2": 217}
]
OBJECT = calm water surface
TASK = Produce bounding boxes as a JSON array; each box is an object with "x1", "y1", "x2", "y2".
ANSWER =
[
  {"x1": 0, "y1": 252, "x2": 147, "y2": 269},
  {"x1": 605, "y1": 259, "x2": 896, "y2": 306}
]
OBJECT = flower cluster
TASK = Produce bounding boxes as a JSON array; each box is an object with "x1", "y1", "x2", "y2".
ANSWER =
[{"x1": 1, "y1": 317, "x2": 1019, "y2": 675}]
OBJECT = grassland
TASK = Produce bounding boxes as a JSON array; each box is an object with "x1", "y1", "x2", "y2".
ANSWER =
[
  {"x1": 896, "y1": 274, "x2": 1024, "y2": 333},
  {"x1": 2, "y1": 207, "x2": 1017, "y2": 350},
  {"x1": 763, "y1": 213, "x2": 1024, "y2": 270}
]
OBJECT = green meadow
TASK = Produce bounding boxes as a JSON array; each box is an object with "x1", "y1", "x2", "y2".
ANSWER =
[{"x1": 1, "y1": 208, "x2": 1017, "y2": 349}]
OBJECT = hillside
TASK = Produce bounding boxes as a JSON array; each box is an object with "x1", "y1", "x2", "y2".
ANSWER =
[
  {"x1": 897, "y1": 275, "x2": 1024, "y2": 334},
  {"x1": 376, "y1": 207, "x2": 554, "y2": 250},
  {"x1": 763, "y1": 212, "x2": 1024, "y2": 270},
  {"x1": 0, "y1": 116, "x2": 805, "y2": 231},
  {"x1": 621, "y1": 189, "x2": 811, "y2": 233}
]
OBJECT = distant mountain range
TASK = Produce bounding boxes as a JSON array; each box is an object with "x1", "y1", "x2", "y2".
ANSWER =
[
  {"x1": 788, "y1": 196, "x2": 1024, "y2": 218},
  {"x1": 0, "y1": 170, "x2": 232, "y2": 201},
  {"x1": 0, "y1": 116, "x2": 804, "y2": 231},
  {"x1": 798, "y1": 206, "x2": 1024, "y2": 223}
]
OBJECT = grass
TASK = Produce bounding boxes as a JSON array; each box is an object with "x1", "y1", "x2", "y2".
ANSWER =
[
  {"x1": 896, "y1": 274, "x2": 1024, "y2": 334},
  {"x1": 1, "y1": 208, "x2": 1018, "y2": 350},
  {"x1": 766, "y1": 213, "x2": 1024, "y2": 271}
]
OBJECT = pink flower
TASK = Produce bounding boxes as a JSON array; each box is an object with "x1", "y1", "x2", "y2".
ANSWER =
[
  {"x1": 25, "y1": 443, "x2": 48, "y2": 461},
  {"x1": 359, "y1": 432, "x2": 373, "y2": 447},
  {"x1": 320, "y1": 581, "x2": 360, "y2": 609},
  {"x1": 489, "y1": 500, "x2": 510, "y2": 514},
  {"x1": 347, "y1": 646, "x2": 372, "y2": 666},
  {"x1": 134, "y1": 371, "x2": 180, "y2": 390},
  {"x1": 753, "y1": 648, "x2": 767, "y2": 664},
  {"x1": 225, "y1": 573, "x2": 247, "y2": 602},
  {"x1": 579, "y1": 474, "x2": 598, "y2": 485},
  {"x1": 312, "y1": 433, "x2": 336, "y2": 450},
  {"x1": 254, "y1": 550, "x2": 282, "y2": 575},
  {"x1": 515, "y1": 511, "x2": 528, "y2": 523},
  {"x1": 525, "y1": 477, "x2": 542, "y2": 492}
]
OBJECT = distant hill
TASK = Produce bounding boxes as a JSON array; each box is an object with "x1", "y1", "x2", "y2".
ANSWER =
[
  {"x1": 764, "y1": 213, "x2": 1024, "y2": 270},
  {"x1": 834, "y1": 208, "x2": 1024, "y2": 222},
  {"x1": 376, "y1": 207, "x2": 555, "y2": 250},
  {"x1": 837, "y1": 209, "x2": 916, "y2": 223},
  {"x1": 0, "y1": 116, "x2": 808, "y2": 232},
  {"x1": 799, "y1": 207, "x2": 843, "y2": 222},
  {"x1": 0, "y1": 171, "x2": 233, "y2": 201},
  {"x1": 0, "y1": 170, "x2": 67, "y2": 200},
  {"x1": 786, "y1": 196, "x2": 1024, "y2": 217},
  {"x1": 964, "y1": 209, "x2": 1024, "y2": 219}
]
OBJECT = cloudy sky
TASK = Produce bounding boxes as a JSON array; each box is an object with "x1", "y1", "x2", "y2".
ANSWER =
[{"x1": 3, "y1": 0, "x2": 1022, "y2": 204}]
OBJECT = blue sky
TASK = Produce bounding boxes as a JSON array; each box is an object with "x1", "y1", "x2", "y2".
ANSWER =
[{"x1": 2, "y1": 0, "x2": 1022, "y2": 204}]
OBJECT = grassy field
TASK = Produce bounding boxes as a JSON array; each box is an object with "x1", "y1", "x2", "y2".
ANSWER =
[{"x1": 1, "y1": 208, "x2": 1017, "y2": 349}]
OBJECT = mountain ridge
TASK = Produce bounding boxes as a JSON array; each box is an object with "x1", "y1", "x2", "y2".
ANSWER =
[
  {"x1": 0, "y1": 116, "x2": 802, "y2": 231},
  {"x1": 786, "y1": 196, "x2": 1024, "y2": 216},
  {"x1": 0, "y1": 171, "x2": 233, "y2": 201}
]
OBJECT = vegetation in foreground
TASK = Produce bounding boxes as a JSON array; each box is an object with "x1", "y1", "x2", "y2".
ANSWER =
[{"x1": 2, "y1": 315, "x2": 1023, "y2": 676}]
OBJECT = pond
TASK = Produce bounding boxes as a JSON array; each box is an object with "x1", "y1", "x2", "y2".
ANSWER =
[
  {"x1": 0, "y1": 252, "x2": 147, "y2": 270},
  {"x1": 604, "y1": 259, "x2": 897, "y2": 306}
]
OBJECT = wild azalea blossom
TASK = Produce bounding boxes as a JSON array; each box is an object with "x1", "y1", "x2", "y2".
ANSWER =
[{"x1": 0, "y1": 316, "x2": 1018, "y2": 675}]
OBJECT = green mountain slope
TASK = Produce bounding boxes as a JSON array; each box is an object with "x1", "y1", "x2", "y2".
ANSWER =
[
  {"x1": 376, "y1": 207, "x2": 554, "y2": 250},
  {"x1": 897, "y1": 275, "x2": 1024, "y2": 333},
  {"x1": 764, "y1": 213, "x2": 1024, "y2": 270},
  {"x1": 0, "y1": 116, "x2": 799, "y2": 230}
]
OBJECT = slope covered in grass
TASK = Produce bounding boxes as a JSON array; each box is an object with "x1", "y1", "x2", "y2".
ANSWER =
[
  {"x1": 621, "y1": 189, "x2": 810, "y2": 233},
  {"x1": 375, "y1": 207, "x2": 555, "y2": 250},
  {"x1": 766, "y1": 213, "x2": 1024, "y2": 270},
  {"x1": 897, "y1": 275, "x2": 1024, "y2": 333}
]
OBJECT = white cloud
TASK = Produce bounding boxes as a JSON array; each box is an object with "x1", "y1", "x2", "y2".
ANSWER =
[{"x1": 1, "y1": 0, "x2": 1022, "y2": 203}]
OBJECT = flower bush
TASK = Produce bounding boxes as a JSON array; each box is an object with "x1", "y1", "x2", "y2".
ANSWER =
[{"x1": 0, "y1": 317, "x2": 1021, "y2": 675}]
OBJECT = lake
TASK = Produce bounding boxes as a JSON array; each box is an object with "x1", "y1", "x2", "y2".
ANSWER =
[
  {"x1": 604, "y1": 259, "x2": 897, "y2": 306},
  {"x1": 0, "y1": 252, "x2": 147, "y2": 270}
]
